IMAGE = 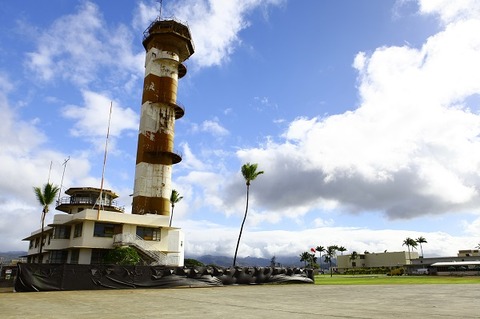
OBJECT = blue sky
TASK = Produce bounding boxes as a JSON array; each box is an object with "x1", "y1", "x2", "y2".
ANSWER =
[{"x1": 1, "y1": 0, "x2": 480, "y2": 258}]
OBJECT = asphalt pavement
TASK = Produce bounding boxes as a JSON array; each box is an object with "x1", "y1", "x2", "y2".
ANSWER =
[{"x1": 1, "y1": 283, "x2": 479, "y2": 318}]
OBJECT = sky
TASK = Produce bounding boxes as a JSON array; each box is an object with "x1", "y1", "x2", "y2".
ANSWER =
[{"x1": 1, "y1": 0, "x2": 480, "y2": 259}]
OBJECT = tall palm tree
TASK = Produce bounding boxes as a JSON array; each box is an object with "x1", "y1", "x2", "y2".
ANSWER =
[
  {"x1": 325, "y1": 245, "x2": 338, "y2": 277},
  {"x1": 169, "y1": 189, "x2": 183, "y2": 227},
  {"x1": 233, "y1": 163, "x2": 264, "y2": 267},
  {"x1": 402, "y1": 237, "x2": 418, "y2": 262},
  {"x1": 316, "y1": 245, "x2": 325, "y2": 270},
  {"x1": 349, "y1": 251, "x2": 358, "y2": 275},
  {"x1": 33, "y1": 183, "x2": 60, "y2": 262},
  {"x1": 337, "y1": 246, "x2": 347, "y2": 255},
  {"x1": 416, "y1": 236, "x2": 427, "y2": 258}
]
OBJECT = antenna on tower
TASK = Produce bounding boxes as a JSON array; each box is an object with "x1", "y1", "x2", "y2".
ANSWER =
[
  {"x1": 96, "y1": 101, "x2": 113, "y2": 219},
  {"x1": 47, "y1": 160, "x2": 53, "y2": 184},
  {"x1": 158, "y1": 0, "x2": 163, "y2": 20},
  {"x1": 57, "y1": 157, "x2": 70, "y2": 204}
]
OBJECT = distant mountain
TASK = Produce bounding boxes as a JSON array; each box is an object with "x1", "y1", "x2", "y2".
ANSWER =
[
  {"x1": 189, "y1": 255, "x2": 306, "y2": 268},
  {"x1": 0, "y1": 251, "x2": 27, "y2": 264}
]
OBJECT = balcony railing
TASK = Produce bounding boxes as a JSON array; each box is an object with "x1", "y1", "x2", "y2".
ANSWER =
[{"x1": 56, "y1": 196, "x2": 124, "y2": 212}]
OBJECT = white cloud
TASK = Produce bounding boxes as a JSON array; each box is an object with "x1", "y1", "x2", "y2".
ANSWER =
[
  {"x1": 161, "y1": 0, "x2": 285, "y2": 68},
  {"x1": 223, "y1": 4, "x2": 480, "y2": 222},
  {"x1": 132, "y1": 0, "x2": 159, "y2": 31},
  {"x1": 0, "y1": 80, "x2": 45, "y2": 158},
  {"x1": 418, "y1": 0, "x2": 480, "y2": 23},
  {"x1": 182, "y1": 220, "x2": 477, "y2": 258},
  {"x1": 62, "y1": 90, "x2": 138, "y2": 152},
  {"x1": 200, "y1": 119, "x2": 229, "y2": 136},
  {"x1": 0, "y1": 74, "x2": 95, "y2": 251},
  {"x1": 179, "y1": 143, "x2": 207, "y2": 171},
  {"x1": 25, "y1": 1, "x2": 143, "y2": 88},
  {"x1": 462, "y1": 217, "x2": 480, "y2": 236}
]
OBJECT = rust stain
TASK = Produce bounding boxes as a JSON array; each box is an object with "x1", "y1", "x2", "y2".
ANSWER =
[
  {"x1": 135, "y1": 132, "x2": 174, "y2": 165},
  {"x1": 132, "y1": 196, "x2": 170, "y2": 215},
  {"x1": 142, "y1": 74, "x2": 177, "y2": 104}
]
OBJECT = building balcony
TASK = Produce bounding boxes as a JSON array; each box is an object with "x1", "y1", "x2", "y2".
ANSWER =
[{"x1": 56, "y1": 196, "x2": 124, "y2": 214}]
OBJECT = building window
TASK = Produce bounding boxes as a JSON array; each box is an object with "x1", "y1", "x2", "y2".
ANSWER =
[
  {"x1": 91, "y1": 249, "x2": 109, "y2": 264},
  {"x1": 49, "y1": 250, "x2": 68, "y2": 263},
  {"x1": 70, "y1": 249, "x2": 80, "y2": 264},
  {"x1": 34, "y1": 238, "x2": 39, "y2": 248},
  {"x1": 136, "y1": 226, "x2": 160, "y2": 241},
  {"x1": 74, "y1": 223, "x2": 83, "y2": 238},
  {"x1": 29, "y1": 240, "x2": 34, "y2": 249},
  {"x1": 94, "y1": 223, "x2": 115, "y2": 238},
  {"x1": 54, "y1": 226, "x2": 71, "y2": 239}
]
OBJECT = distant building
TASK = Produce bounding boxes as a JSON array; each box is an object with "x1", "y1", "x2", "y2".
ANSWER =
[
  {"x1": 337, "y1": 251, "x2": 418, "y2": 273},
  {"x1": 337, "y1": 249, "x2": 480, "y2": 275},
  {"x1": 457, "y1": 249, "x2": 480, "y2": 257},
  {"x1": 410, "y1": 249, "x2": 480, "y2": 275},
  {"x1": 23, "y1": 187, "x2": 184, "y2": 266}
]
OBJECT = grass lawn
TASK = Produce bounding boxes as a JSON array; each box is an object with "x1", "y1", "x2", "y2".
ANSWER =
[{"x1": 314, "y1": 274, "x2": 480, "y2": 285}]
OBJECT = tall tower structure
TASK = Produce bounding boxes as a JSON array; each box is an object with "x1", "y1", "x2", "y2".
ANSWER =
[{"x1": 132, "y1": 18, "x2": 194, "y2": 215}]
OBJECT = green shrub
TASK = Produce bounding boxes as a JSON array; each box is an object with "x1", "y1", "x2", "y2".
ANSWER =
[{"x1": 105, "y1": 246, "x2": 141, "y2": 265}]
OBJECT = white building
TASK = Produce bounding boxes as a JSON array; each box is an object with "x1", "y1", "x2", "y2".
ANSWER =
[{"x1": 23, "y1": 187, "x2": 184, "y2": 266}]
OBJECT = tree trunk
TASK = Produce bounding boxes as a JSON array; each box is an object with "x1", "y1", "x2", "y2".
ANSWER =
[
  {"x1": 233, "y1": 185, "x2": 249, "y2": 267},
  {"x1": 39, "y1": 210, "x2": 46, "y2": 263},
  {"x1": 169, "y1": 206, "x2": 174, "y2": 227}
]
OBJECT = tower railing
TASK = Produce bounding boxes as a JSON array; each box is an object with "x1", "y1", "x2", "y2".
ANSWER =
[{"x1": 143, "y1": 16, "x2": 193, "y2": 46}]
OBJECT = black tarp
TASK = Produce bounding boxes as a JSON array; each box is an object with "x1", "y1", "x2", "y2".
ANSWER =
[{"x1": 15, "y1": 263, "x2": 314, "y2": 292}]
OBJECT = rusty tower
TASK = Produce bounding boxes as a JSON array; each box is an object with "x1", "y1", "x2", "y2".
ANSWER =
[{"x1": 132, "y1": 18, "x2": 194, "y2": 215}]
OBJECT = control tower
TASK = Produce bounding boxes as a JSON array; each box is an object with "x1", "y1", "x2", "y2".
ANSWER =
[{"x1": 132, "y1": 18, "x2": 194, "y2": 215}]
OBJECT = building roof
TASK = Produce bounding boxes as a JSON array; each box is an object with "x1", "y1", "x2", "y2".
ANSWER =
[
  {"x1": 65, "y1": 187, "x2": 118, "y2": 198},
  {"x1": 431, "y1": 261, "x2": 480, "y2": 267}
]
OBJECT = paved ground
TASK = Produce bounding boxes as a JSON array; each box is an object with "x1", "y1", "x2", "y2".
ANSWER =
[{"x1": 1, "y1": 284, "x2": 479, "y2": 318}]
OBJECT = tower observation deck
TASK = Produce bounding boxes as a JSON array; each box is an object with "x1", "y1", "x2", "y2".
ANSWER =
[{"x1": 132, "y1": 18, "x2": 194, "y2": 215}]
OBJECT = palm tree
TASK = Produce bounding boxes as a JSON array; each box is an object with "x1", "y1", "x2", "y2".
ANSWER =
[
  {"x1": 324, "y1": 245, "x2": 338, "y2": 277},
  {"x1": 402, "y1": 237, "x2": 418, "y2": 262},
  {"x1": 169, "y1": 189, "x2": 183, "y2": 227},
  {"x1": 300, "y1": 251, "x2": 311, "y2": 268},
  {"x1": 337, "y1": 246, "x2": 347, "y2": 255},
  {"x1": 416, "y1": 236, "x2": 427, "y2": 258},
  {"x1": 316, "y1": 245, "x2": 325, "y2": 270},
  {"x1": 233, "y1": 163, "x2": 264, "y2": 267},
  {"x1": 476, "y1": 243, "x2": 480, "y2": 250},
  {"x1": 33, "y1": 183, "x2": 60, "y2": 262},
  {"x1": 349, "y1": 251, "x2": 358, "y2": 275}
]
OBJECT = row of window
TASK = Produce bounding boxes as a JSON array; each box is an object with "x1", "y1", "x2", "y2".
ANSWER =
[
  {"x1": 30, "y1": 223, "x2": 161, "y2": 247},
  {"x1": 29, "y1": 235, "x2": 51, "y2": 249},
  {"x1": 38, "y1": 249, "x2": 110, "y2": 264}
]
